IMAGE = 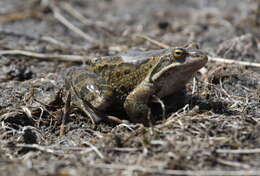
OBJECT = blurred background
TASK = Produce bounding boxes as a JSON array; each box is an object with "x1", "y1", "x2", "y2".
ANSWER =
[{"x1": 0, "y1": 0, "x2": 259, "y2": 60}]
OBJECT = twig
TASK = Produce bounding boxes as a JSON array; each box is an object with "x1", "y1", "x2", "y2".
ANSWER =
[
  {"x1": 40, "y1": 36, "x2": 88, "y2": 51},
  {"x1": 91, "y1": 163, "x2": 259, "y2": 175},
  {"x1": 0, "y1": 29, "x2": 85, "y2": 51},
  {"x1": 21, "y1": 106, "x2": 33, "y2": 118},
  {"x1": 107, "y1": 147, "x2": 139, "y2": 152},
  {"x1": 60, "y1": 92, "x2": 71, "y2": 136},
  {"x1": 112, "y1": 123, "x2": 136, "y2": 132},
  {"x1": 82, "y1": 141, "x2": 104, "y2": 159},
  {"x1": 16, "y1": 144, "x2": 63, "y2": 155},
  {"x1": 216, "y1": 158, "x2": 250, "y2": 169},
  {"x1": 52, "y1": 7, "x2": 98, "y2": 44},
  {"x1": 208, "y1": 56, "x2": 260, "y2": 67},
  {"x1": 15, "y1": 144, "x2": 105, "y2": 157},
  {"x1": 136, "y1": 34, "x2": 260, "y2": 68},
  {"x1": 216, "y1": 148, "x2": 260, "y2": 154},
  {"x1": 0, "y1": 49, "x2": 90, "y2": 62},
  {"x1": 61, "y1": 3, "x2": 108, "y2": 29},
  {"x1": 157, "y1": 104, "x2": 189, "y2": 128},
  {"x1": 0, "y1": 10, "x2": 39, "y2": 23},
  {"x1": 136, "y1": 34, "x2": 170, "y2": 49}
]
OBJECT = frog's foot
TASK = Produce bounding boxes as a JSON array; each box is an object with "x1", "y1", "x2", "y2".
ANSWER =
[
  {"x1": 106, "y1": 115, "x2": 129, "y2": 124},
  {"x1": 124, "y1": 101, "x2": 151, "y2": 126}
]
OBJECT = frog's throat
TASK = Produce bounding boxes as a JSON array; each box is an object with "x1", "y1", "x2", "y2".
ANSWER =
[{"x1": 149, "y1": 63, "x2": 180, "y2": 82}]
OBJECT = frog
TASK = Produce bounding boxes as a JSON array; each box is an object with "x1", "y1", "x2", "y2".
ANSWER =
[{"x1": 65, "y1": 43, "x2": 208, "y2": 126}]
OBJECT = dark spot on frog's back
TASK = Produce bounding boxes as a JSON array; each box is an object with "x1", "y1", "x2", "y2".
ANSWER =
[
  {"x1": 124, "y1": 69, "x2": 130, "y2": 74},
  {"x1": 114, "y1": 67, "x2": 130, "y2": 77}
]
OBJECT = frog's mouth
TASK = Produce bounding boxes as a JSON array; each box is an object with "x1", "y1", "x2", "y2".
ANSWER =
[{"x1": 180, "y1": 52, "x2": 208, "y2": 73}]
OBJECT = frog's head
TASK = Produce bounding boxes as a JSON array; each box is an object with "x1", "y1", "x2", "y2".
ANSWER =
[
  {"x1": 150, "y1": 43, "x2": 207, "y2": 75},
  {"x1": 150, "y1": 42, "x2": 208, "y2": 97},
  {"x1": 170, "y1": 42, "x2": 208, "y2": 71}
]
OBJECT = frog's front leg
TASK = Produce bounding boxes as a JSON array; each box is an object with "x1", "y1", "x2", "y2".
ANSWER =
[{"x1": 124, "y1": 82, "x2": 156, "y2": 126}]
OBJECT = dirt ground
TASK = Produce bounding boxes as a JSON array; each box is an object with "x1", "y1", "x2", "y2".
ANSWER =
[{"x1": 1, "y1": 0, "x2": 260, "y2": 175}]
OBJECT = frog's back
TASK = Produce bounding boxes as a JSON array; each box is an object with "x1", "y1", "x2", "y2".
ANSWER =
[{"x1": 90, "y1": 53, "x2": 163, "y2": 102}]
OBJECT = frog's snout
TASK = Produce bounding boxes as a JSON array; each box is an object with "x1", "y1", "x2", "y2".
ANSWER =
[
  {"x1": 189, "y1": 51, "x2": 208, "y2": 62},
  {"x1": 189, "y1": 51, "x2": 207, "y2": 58},
  {"x1": 185, "y1": 51, "x2": 208, "y2": 70}
]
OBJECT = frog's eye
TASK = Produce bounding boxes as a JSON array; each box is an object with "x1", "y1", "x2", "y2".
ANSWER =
[{"x1": 173, "y1": 49, "x2": 186, "y2": 60}]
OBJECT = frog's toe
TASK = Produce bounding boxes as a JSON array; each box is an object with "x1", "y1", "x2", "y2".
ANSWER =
[{"x1": 79, "y1": 102, "x2": 104, "y2": 124}]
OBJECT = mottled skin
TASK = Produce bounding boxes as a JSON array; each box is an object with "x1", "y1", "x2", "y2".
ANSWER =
[{"x1": 65, "y1": 43, "x2": 208, "y2": 125}]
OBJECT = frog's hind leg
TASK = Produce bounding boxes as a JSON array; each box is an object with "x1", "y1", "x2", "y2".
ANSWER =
[
  {"x1": 66, "y1": 67, "x2": 116, "y2": 124},
  {"x1": 77, "y1": 93, "x2": 126, "y2": 125},
  {"x1": 68, "y1": 83, "x2": 104, "y2": 125}
]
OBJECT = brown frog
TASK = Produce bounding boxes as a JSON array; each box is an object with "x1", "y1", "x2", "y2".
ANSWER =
[{"x1": 65, "y1": 43, "x2": 208, "y2": 125}]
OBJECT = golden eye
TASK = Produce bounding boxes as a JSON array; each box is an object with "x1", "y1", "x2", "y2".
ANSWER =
[{"x1": 173, "y1": 49, "x2": 186, "y2": 59}]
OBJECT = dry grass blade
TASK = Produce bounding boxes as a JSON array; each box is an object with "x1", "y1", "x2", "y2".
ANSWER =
[
  {"x1": 136, "y1": 34, "x2": 170, "y2": 49},
  {"x1": 216, "y1": 158, "x2": 251, "y2": 169},
  {"x1": 60, "y1": 92, "x2": 71, "y2": 136},
  {"x1": 217, "y1": 148, "x2": 260, "y2": 154},
  {"x1": 62, "y1": 3, "x2": 108, "y2": 29},
  {"x1": 0, "y1": 49, "x2": 90, "y2": 62},
  {"x1": 16, "y1": 144, "x2": 64, "y2": 155},
  {"x1": 51, "y1": 7, "x2": 98, "y2": 44},
  {"x1": 82, "y1": 141, "x2": 104, "y2": 159},
  {"x1": 0, "y1": 10, "x2": 39, "y2": 23},
  {"x1": 209, "y1": 56, "x2": 260, "y2": 67},
  {"x1": 137, "y1": 34, "x2": 260, "y2": 68}
]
